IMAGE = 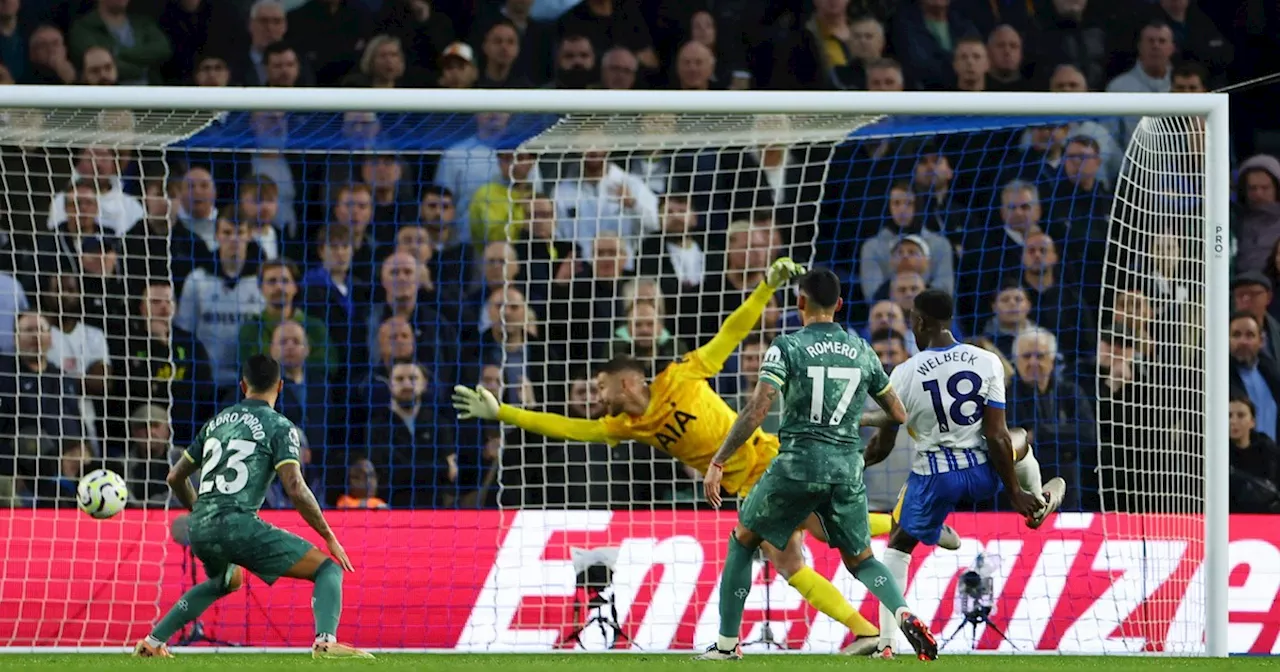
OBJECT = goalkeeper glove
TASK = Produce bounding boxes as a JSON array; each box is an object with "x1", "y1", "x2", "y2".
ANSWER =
[
  {"x1": 451, "y1": 385, "x2": 500, "y2": 421},
  {"x1": 766, "y1": 256, "x2": 806, "y2": 288}
]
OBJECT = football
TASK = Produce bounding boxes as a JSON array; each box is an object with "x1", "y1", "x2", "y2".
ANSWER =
[{"x1": 77, "y1": 469, "x2": 129, "y2": 519}]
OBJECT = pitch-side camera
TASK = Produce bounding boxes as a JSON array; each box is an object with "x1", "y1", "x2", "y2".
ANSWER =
[{"x1": 558, "y1": 547, "x2": 637, "y2": 650}]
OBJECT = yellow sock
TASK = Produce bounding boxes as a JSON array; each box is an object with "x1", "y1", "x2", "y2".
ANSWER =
[
  {"x1": 869, "y1": 513, "x2": 893, "y2": 538},
  {"x1": 787, "y1": 566, "x2": 879, "y2": 637}
]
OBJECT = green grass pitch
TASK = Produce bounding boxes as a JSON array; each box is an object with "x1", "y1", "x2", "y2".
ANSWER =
[{"x1": 0, "y1": 654, "x2": 1276, "y2": 671}]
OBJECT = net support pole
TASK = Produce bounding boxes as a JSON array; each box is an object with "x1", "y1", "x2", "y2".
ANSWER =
[{"x1": 1203, "y1": 97, "x2": 1231, "y2": 659}]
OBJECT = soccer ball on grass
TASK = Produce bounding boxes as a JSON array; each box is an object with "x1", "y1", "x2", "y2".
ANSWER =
[{"x1": 77, "y1": 468, "x2": 129, "y2": 519}]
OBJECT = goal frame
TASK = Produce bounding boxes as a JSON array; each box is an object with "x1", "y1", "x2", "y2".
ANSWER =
[{"x1": 0, "y1": 86, "x2": 1232, "y2": 658}]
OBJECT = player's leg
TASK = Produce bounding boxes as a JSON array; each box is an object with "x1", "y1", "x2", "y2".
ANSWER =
[
  {"x1": 697, "y1": 475, "x2": 813, "y2": 660},
  {"x1": 875, "y1": 483, "x2": 927, "y2": 658},
  {"x1": 823, "y1": 482, "x2": 937, "y2": 661},
  {"x1": 135, "y1": 551, "x2": 243, "y2": 657},
  {"x1": 1009, "y1": 428, "x2": 1067, "y2": 528},
  {"x1": 266, "y1": 531, "x2": 374, "y2": 659},
  {"x1": 775, "y1": 515, "x2": 879, "y2": 647}
]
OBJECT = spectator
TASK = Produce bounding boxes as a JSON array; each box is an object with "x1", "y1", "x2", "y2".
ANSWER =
[
  {"x1": 959, "y1": 179, "x2": 1045, "y2": 331},
  {"x1": 888, "y1": 271, "x2": 927, "y2": 318},
  {"x1": 269, "y1": 320, "x2": 331, "y2": 451},
  {"x1": 865, "y1": 57, "x2": 905, "y2": 91},
  {"x1": 236, "y1": 173, "x2": 284, "y2": 261},
  {"x1": 344, "y1": 35, "x2": 423, "y2": 88},
  {"x1": 1233, "y1": 272, "x2": 1280, "y2": 363},
  {"x1": 44, "y1": 149, "x2": 143, "y2": 239},
  {"x1": 908, "y1": 145, "x2": 964, "y2": 244},
  {"x1": 261, "y1": 42, "x2": 305, "y2": 87},
  {"x1": 0, "y1": 270, "x2": 28, "y2": 355},
  {"x1": 417, "y1": 186, "x2": 476, "y2": 298},
  {"x1": 287, "y1": 0, "x2": 372, "y2": 86},
  {"x1": 1107, "y1": 20, "x2": 1176, "y2": 143},
  {"x1": 119, "y1": 281, "x2": 211, "y2": 444},
  {"x1": 598, "y1": 46, "x2": 637, "y2": 89},
  {"x1": 158, "y1": 0, "x2": 214, "y2": 84},
  {"x1": 548, "y1": 231, "x2": 631, "y2": 349},
  {"x1": 1034, "y1": 0, "x2": 1108, "y2": 89},
  {"x1": 1228, "y1": 396, "x2": 1280, "y2": 513},
  {"x1": 863, "y1": 299, "x2": 913, "y2": 352},
  {"x1": 558, "y1": 0, "x2": 657, "y2": 71},
  {"x1": 120, "y1": 404, "x2": 176, "y2": 505},
  {"x1": 454, "y1": 240, "x2": 520, "y2": 336},
  {"x1": 983, "y1": 281, "x2": 1038, "y2": 361},
  {"x1": 698, "y1": 223, "x2": 773, "y2": 337},
  {"x1": 545, "y1": 33, "x2": 595, "y2": 89},
  {"x1": 174, "y1": 165, "x2": 218, "y2": 253},
  {"x1": 394, "y1": 223, "x2": 439, "y2": 298},
  {"x1": 553, "y1": 139, "x2": 659, "y2": 256},
  {"x1": 239, "y1": 259, "x2": 334, "y2": 371},
  {"x1": 357, "y1": 153, "x2": 417, "y2": 234},
  {"x1": 1234, "y1": 155, "x2": 1280, "y2": 275},
  {"x1": 673, "y1": 40, "x2": 717, "y2": 90},
  {"x1": 336, "y1": 457, "x2": 389, "y2": 509},
  {"x1": 859, "y1": 182, "x2": 955, "y2": 299},
  {"x1": 477, "y1": 21, "x2": 532, "y2": 88},
  {"x1": 44, "y1": 273, "x2": 111, "y2": 408},
  {"x1": 357, "y1": 314, "x2": 415, "y2": 412},
  {"x1": 951, "y1": 36, "x2": 990, "y2": 91},
  {"x1": 1229, "y1": 312, "x2": 1280, "y2": 441},
  {"x1": 986, "y1": 25, "x2": 1027, "y2": 90},
  {"x1": 638, "y1": 194, "x2": 706, "y2": 330},
  {"x1": 367, "y1": 251, "x2": 458, "y2": 385},
  {"x1": 473, "y1": 0, "x2": 554, "y2": 84},
  {"x1": 376, "y1": 0, "x2": 454, "y2": 79},
  {"x1": 328, "y1": 183, "x2": 381, "y2": 285},
  {"x1": 1008, "y1": 327, "x2": 1093, "y2": 509},
  {"x1": 1021, "y1": 231, "x2": 1093, "y2": 356},
  {"x1": 477, "y1": 285, "x2": 559, "y2": 406},
  {"x1": 83, "y1": 47, "x2": 120, "y2": 82},
  {"x1": 359, "y1": 360, "x2": 455, "y2": 507},
  {"x1": 605, "y1": 299, "x2": 689, "y2": 376},
  {"x1": 35, "y1": 441, "x2": 90, "y2": 508},
  {"x1": 731, "y1": 334, "x2": 780, "y2": 432},
  {"x1": 437, "y1": 41, "x2": 478, "y2": 89},
  {"x1": 175, "y1": 213, "x2": 265, "y2": 389},
  {"x1": 687, "y1": 10, "x2": 750, "y2": 90},
  {"x1": 0, "y1": 312, "x2": 87, "y2": 459},
  {"x1": 0, "y1": 2, "x2": 27, "y2": 83},
  {"x1": 78, "y1": 234, "x2": 129, "y2": 338},
  {"x1": 192, "y1": 53, "x2": 229, "y2": 86},
  {"x1": 25, "y1": 25, "x2": 77, "y2": 85},
  {"x1": 264, "y1": 433, "x2": 322, "y2": 508},
  {"x1": 891, "y1": 0, "x2": 979, "y2": 90},
  {"x1": 469, "y1": 150, "x2": 537, "y2": 247},
  {"x1": 1171, "y1": 59, "x2": 1209, "y2": 93},
  {"x1": 1152, "y1": 0, "x2": 1233, "y2": 76},
  {"x1": 69, "y1": 0, "x2": 172, "y2": 85},
  {"x1": 233, "y1": 0, "x2": 291, "y2": 86},
  {"x1": 435, "y1": 113, "x2": 516, "y2": 241}
]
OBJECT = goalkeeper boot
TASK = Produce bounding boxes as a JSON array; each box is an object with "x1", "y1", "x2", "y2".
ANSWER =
[
  {"x1": 841, "y1": 634, "x2": 880, "y2": 656},
  {"x1": 132, "y1": 640, "x2": 173, "y2": 658},
  {"x1": 937, "y1": 524, "x2": 962, "y2": 551},
  {"x1": 898, "y1": 612, "x2": 938, "y2": 661},
  {"x1": 1026, "y1": 477, "x2": 1067, "y2": 530},
  {"x1": 694, "y1": 643, "x2": 743, "y2": 660},
  {"x1": 312, "y1": 641, "x2": 375, "y2": 659}
]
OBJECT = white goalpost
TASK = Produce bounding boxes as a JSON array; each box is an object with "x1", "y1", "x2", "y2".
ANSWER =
[{"x1": 0, "y1": 86, "x2": 1230, "y2": 657}]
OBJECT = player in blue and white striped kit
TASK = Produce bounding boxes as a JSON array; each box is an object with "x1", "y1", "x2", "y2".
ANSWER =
[{"x1": 862, "y1": 289, "x2": 1066, "y2": 658}]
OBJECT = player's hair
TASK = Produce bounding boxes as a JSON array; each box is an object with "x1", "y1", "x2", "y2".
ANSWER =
[
  {"x1": 597, "y1": 354, "x2": 647, "y2": 377},
  {"x1": 242, "y1": 353, "x2": 282, "y2": 393},
  {"x1": 798, "y1": 267, "x2": 841, "y2": 310},
  {"x1": 914, "y1": 288, "x2": 954, "y2": 323}
]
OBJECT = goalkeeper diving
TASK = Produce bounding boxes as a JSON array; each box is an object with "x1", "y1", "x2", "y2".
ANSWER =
[{"x1": 453, "y1": 256, "x2": 957, "y2": 653}]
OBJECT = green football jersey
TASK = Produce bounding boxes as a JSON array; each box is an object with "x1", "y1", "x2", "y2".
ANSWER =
[
  {"x1": 757, "y1": 322, "x2": 890, "y2": 484},
  {"x1": 184, "y1": 399, "x2": 302, "y2": 519}
]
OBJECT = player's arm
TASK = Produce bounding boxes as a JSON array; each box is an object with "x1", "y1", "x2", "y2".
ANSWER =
[
  {"x1": 982, "y1": 405, "x2": 1021, "y2": 492},
  {"x1": 278, "y1": 461, "x2": 336, "y2": 543},
  {"x1": 453, "y1": 385, "x2": 618, "y2": 445},
  {"x1": 863, "y1": 360, "x2": 907, "y2": 426},
  {"x1": 692, "y1": 257, "x2": 803, "y2": 371},
  {"x1": 166, "y1": 455, "x2": 199, "y2": 510},
  {"x1": 710, "y1": 380, "x2": 779, "y2": 467},
  {"x1": 863, "y1": 424, "x2": 900, "y2": 468}
]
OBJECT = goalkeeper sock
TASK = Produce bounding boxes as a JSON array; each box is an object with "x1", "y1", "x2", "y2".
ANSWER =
[
  {"x1": 312, "y1": 559, "x2": 343, "y2": 642},
  {"x1": 787, "y1": 566, "x2": 878, "y2": 637},
  {"x1": 877, "y1": 548, "x2": 912, "y2": 650},
  {"x1": 1014, "y1": 445, "x2": 1045, "y2": 497},
  {"x1": 716, "y1": 532, "x2": 756, "y2": 649},
  {"x1": 149, "y1": 579, "x2": 227, "y2": 643},
  {"x1": 868, "y1": 513, "x2": 893, "y2": 538}
]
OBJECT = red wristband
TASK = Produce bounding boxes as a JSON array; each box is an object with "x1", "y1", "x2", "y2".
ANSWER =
[{"x1": 710, "y1": 461, "x2": 725, "y2": 471}]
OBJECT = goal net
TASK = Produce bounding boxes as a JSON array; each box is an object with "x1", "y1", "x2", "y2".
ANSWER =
[{"x1": 0, "y1": 92, "x2": 1232, "y2": 655}]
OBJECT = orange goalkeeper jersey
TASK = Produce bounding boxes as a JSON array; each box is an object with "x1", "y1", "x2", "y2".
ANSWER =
[{"x1": 496, "y1": 282, "x2": 781, "y2": 495}]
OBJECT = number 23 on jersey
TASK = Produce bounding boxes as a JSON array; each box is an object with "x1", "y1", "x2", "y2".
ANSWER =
[{"x1": 199, "y1": 438, "x2": 257, "y2": 495}]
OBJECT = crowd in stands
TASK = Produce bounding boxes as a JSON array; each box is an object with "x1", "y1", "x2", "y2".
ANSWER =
[{"x1": 0, "y1": 0, "x2": 1278, "y2": 514}]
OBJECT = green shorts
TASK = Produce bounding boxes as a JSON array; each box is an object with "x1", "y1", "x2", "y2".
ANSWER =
[
  {"x1": 188, "y1": 512, "x2": 313, "y2": 586},
  {"x1": 738, "y1": 470, "x2": 870, "y2": 556}
]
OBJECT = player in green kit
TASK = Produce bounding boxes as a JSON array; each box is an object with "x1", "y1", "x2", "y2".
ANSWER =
[
  {"x1": 133, "y1": 354, "x2": 372, "y2": 660},
  {"x1": 697, "y1": 268, "x2": 938, "y2": 661}
]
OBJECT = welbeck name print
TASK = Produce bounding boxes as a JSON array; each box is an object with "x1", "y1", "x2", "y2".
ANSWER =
[{"x1": 2, "y1": 510, "x2": 1278, "y2": 653}]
